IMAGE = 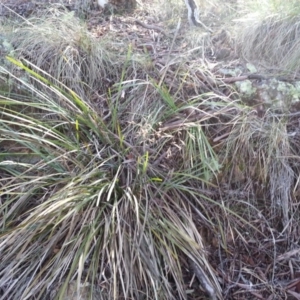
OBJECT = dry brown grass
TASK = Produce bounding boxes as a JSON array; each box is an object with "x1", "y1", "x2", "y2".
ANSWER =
[{"x1": 236, "y1": 0, "x2": 300, "y2": 73}]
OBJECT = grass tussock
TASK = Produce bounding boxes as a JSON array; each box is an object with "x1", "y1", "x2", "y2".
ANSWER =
[
  {"x1": 2, "y1": 54, "x2": 299, "y2": 299},
  {"x1": 236, "y1": 0, "x2": 300, "y2": 72},
  {"x1": 8, "y1": 9, "x2": 117, "y2": 101},
  {"x1": 0, "y1": 57, "x2": 229, "y2": 299}
]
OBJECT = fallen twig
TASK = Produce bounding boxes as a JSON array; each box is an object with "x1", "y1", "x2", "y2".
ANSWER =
[{"x1": 189, "y1": 259, "x2": 217, "y2": 300}]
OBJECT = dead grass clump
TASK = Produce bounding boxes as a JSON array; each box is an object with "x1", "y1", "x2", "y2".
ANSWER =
[
  {"x1": 8, "y1": 8, "x2": 117, "y2": 101},
  {"x1": 201, "y1": 109, "x2": 300, "y2": 298},
  {"x1": 222, "y1": 114, "x2": 295, "y2": 225},
  {"x1": 236, "y1": 1, "x2": 300, "y2": 73}
]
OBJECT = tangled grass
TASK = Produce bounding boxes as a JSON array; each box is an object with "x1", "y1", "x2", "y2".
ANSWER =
[
  {"x1": 0, "y1": 56, "x2": 227, "y2": 299},
  {"x1": 1, "y1": 2, "x2": 300, "y2": 300}
]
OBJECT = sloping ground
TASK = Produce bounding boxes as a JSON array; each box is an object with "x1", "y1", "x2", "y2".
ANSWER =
[{"x1": 1, "y1": 1, "x2": 300, "y2": 300}]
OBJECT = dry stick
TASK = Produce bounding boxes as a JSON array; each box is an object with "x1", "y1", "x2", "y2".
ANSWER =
[
  {"x1": 184, "y1": 0, "x2": 213, "y2": 32},
  {"x1": 189, "y1": 259, "x2": 217, "y2": 300},
  {"x1": 158, "y1": 19, "x2": 182, "y2": 88},
  {"x1": 1, "y1": 4, "x2": 32, "y2": 23},
  {"x1": 221, "y1": 74, "x2": 267, "y2": 84},
  {"x1": 134, "y1": 19, "x2": 168, "y2": 37}
]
